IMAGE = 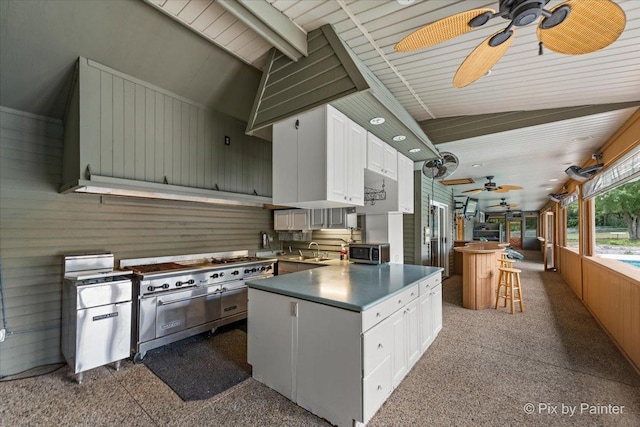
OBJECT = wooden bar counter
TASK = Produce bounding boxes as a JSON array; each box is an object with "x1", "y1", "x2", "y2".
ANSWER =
[{"x1": 454, "y1": 242, "x2": 506, "y2": 310}]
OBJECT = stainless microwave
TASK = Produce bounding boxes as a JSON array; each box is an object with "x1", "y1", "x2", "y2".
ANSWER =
[{"x1": 349, "y1": 243, "x2": 390, "y2": 264}]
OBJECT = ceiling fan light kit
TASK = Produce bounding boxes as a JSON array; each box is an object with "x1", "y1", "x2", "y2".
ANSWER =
[{"x1": 395, "y1": 0, "x2": 626, "y2": 87}]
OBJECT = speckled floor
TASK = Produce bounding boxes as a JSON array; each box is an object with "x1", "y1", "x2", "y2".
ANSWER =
[{"x1": 2, "y1": 250, "x2": 639, "y2": 426}]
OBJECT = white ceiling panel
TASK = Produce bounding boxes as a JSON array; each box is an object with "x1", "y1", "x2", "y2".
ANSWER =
[{"x1": 144, "y1": 0, "x2": 640, "y2": 211}]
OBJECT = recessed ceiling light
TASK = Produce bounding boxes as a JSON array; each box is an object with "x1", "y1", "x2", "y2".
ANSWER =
[
  {"x1": 571, "y1": 136, "x2": 593, "y2": 142},
  {"x1": 472, "y1": 163, "x2": 482, "y2": 168},
  {"x1": 549, "y1": 178, "x2": 559, "y2": 182},
  {"x1": 409, "y1": 148, "x2": 421, "y2": 153},
  {"x1": 392, "y1": 135, "x2": 406, "y2": 142},
  {"x1": 370, "y1": 117, "x2": 385, "y2": 125}
]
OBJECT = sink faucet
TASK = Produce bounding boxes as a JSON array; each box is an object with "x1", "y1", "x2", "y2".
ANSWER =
[{"x1": 308, "y1": 241, "x2": 319, "y2": 258}]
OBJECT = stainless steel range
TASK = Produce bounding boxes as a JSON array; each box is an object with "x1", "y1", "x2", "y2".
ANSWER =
[{"x1": 120, "y1": 251, "x2": 275, "y2": 362}]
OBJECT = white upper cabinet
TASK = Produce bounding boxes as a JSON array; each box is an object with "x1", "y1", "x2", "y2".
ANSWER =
[
  {"x1": 272, "y1": 105, "x2": 365, "y2": 208},
  {"x1": 273, "y1": 209, "x2": 310, "y2": 230},
  {"x1": 367, "y1": 133, "x2": 397, "y2": 180},
  {"x1": 397, "y1": 153, "x2": 414, "y2": 214}
]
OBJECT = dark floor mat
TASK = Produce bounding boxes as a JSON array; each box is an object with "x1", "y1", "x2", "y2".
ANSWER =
[{"x1": 143, "y1": 320, "x2": 251, "y2": 401}]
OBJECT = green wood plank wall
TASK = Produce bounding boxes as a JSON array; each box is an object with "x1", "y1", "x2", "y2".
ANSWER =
[{"x1": 0, "y1": 107, "x2": 274, "y2": 377}]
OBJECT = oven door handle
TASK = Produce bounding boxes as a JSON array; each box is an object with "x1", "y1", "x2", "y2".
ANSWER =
[{"x1": 158, "y1": 297, "x2": 196, "y2": 306}]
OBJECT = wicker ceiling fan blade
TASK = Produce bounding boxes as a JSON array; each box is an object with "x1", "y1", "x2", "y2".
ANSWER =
[
  {"x1": 537, "y1": 0, "x2": 626, "y2": 55},
  {"x1": 453, "y1": 29, "x2": 514, "y2": 88},
  {"x1": 508, "y1": 203, "x2": 520, "y2": 208},
  {"x1": 395, "y1": 8, "x2": 495, "y2": 52},
  {"x1": 500, "y1": 185, "x2": 523, "y2": 190},
  {"x1": 462, "y1": 188, "x2": 484, "y2": 194}
]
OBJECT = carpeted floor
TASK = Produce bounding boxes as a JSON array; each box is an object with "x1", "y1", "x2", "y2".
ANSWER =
[{"x1": 2, "y1": 250, "x2": 639, "y2": 426}]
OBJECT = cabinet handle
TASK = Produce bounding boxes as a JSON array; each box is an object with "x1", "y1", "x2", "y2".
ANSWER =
[
  {"x1": 378, "y1": 343, "x2": 383, "y2": 349},
  {"x1": 377, "y1": 385, "x2": 382, "y2": 391},
  {"x1": 398, "y1": 299, "x2": 402, "y2": 304},
  {"x1": 411, "y1": 292, "x2": 415, "y2": 297},
  {"x1": 344, "y1": 196, "x2": 347, "y2": 200},
  {"x1": 295, "y1": 119, "x2": 299, "y2": 130},
  {"x1": 376, "y1": 312, "x2": 381, "y2": 317}
]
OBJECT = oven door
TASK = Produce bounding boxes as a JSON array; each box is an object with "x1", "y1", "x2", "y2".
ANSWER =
[
  {"x1": 155, "y1": 287, "x2": 209, "y2": 338},
  {"x1": 220, "y1": 281, "x2": 247, "y2": 319}
]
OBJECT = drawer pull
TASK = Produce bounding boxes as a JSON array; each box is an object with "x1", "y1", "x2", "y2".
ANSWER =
[
  {"x1": 398, "y1": 299, "x2": 402, "y2": 304},
  {"x1": 411, "y1": 292, "x2": 415, "y2": 297},
  {"x1": 378, "y1": 343, "x2": 383, "y2": 349},
  {"x1": 376, "y1": 312, "x2": 381, "y2": 318},
  {"x1": 377, "y1": 385, "x2": 382, "y2": 391}
]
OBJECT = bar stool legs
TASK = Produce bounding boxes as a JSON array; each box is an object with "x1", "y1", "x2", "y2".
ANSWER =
[{"x1": 495, "y1": 267, "x2": 524, "y2": 314}]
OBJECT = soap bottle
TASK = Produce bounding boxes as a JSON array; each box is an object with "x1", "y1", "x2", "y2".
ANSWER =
[{"x1": 340, "y1": 244, "x2": 347, "y2": 260}]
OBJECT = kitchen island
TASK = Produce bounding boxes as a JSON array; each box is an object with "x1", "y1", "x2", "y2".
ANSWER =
[
  {"x1": 246, "y1": 263, "x2": 442, "y2": 427},
  {"x1": 454, "y1": 243, "x2": 506, "y2": 310}
]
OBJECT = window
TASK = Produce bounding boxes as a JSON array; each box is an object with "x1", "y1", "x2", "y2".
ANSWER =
[
  {"x1": 593, "y1": 177, "x2": 640, "y2": 264},
  {"x1": 565, "y1": 200, "x2": 579, "y2": 249}
]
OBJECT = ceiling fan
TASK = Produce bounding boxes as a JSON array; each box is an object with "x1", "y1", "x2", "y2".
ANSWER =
[
  {"x1": 462, "y1": 176, "x2": 523, "y2": 194},
  {"x1": 394, "y1": 0, "x2": 627, "y2": 88},
  {"x1": 488, "y1": 198, "x2": 520, "y2": 208},
  {"x1": 422, "y1": 152, "x2": 459, "y2": 179}
]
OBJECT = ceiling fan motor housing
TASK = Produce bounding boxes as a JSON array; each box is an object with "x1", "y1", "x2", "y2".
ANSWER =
[{"x1": 500, "y1": 0, "x2": 549, "y2": 27}]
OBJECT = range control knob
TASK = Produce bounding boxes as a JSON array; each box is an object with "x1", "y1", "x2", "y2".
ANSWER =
[
  {"x1": 163, "y1": 283, "x2": 170, "y2": 289},
  {"x1": 231, "y1": 270, "x2": 240, "y2": 276},
  {"x1": 260, "y1": 266, "x2": 266, "y2": 271},
  {"x1": 147, "y1": 286, "x2": 154, "y2": 292},
  {"x1": 251, "y1": 268, "x2": 257, "y2": 273},
  {"x1": 220, "y1": 272, "x2": 225, "y2": 277},
  {"x1": 244, "y1": 269, "x2": 251, "y2": 274},
  {"x1": 265, "y1": 265, "x2": 272, "y2": 271},
  {"x1": 211, "y1": 273, "x2": 219, "y2": 279}
]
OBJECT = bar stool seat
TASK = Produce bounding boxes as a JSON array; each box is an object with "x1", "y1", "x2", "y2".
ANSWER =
[{"x1": 495, "y1": 267, "x2": 524, "y2": 314}]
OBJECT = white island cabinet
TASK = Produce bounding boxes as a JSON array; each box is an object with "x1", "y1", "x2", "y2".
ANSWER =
[{"x1": 247, "y1": 264, "x2": 442, "y2": 426}]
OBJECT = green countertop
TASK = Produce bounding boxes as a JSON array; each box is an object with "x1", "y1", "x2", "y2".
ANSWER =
[{"x1": 247, "y1": 263, "x2": 443, "y2": 312}]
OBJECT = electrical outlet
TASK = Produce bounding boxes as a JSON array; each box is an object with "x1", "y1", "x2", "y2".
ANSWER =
[{"x1": 0, "y1": 328, "x2": 5, "y2": 343}]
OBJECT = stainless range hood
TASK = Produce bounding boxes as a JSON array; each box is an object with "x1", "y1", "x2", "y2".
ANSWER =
[{"x1": 246, "y1": 24, "x2": 440, "y2": 161}]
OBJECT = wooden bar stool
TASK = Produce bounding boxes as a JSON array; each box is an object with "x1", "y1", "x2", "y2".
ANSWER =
[{"x1": 495, "y1": 267, "x2": 524, "y2": 314}]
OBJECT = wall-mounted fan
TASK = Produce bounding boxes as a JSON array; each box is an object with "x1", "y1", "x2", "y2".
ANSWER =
[
  {"x1": 488, "y1": 198, "x2": 519, "y2": 208},
  {"x1": 395, "y1": 0, "x2": 626, "y2": 88},
  {"x1": 422, "y1": 152, "x2": 459, "y2": 179},
  {"x1": 462, "y1": 176, "x2": 523, "y2": 194}
]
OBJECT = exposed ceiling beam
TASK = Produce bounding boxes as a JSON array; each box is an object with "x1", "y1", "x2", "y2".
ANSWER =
[
  {"x1": 217, "y1": 0, "x2": 307, "y2": 62},
  {"x1": 420, "y1": 102, "x2": 640, "y2": 144}
]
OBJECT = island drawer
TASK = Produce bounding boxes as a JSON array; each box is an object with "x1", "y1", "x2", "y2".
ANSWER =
[
  {"x1": 362, "y1": 317, "x2": 393, "y2": 376},
  {"x1": 362, "y1": 355, "x2": 392, "y2": 422},
  {"x1": 362, "y1": 284, "x2": 418, "y2": 332},
  {"x1": 419, "y1": 273, "x2": 442, "y2": 296}
]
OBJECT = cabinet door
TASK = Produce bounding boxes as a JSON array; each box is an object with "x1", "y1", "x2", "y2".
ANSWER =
[
  {"x1": 291, "y1": 209, "x2": 310, "y2": 230},
  {"x1": 274, "y1": 210, "x2": 291, "y2": 230},
  {"x1": 419, "y1": 292, "x2": 433, "y2": 353},
  {"x1": 327, "y1": 208, "x2": 345, "y2": 228},
  {"x1": 390, "y1": 309, "x2": 407, "y2": 388},
  {"x1": 397, "y1": 153, "x2": 414, "y2": 213},
  {"x1": 383, "y1": 144, "x2": 398, "y2": 180},
  {"x1": 367, "y1": 133, "x2": 385, "y2": 175},
  {"x1": 431, "y1": 283, "x2": 443, "y2": 336},
  {"x1": 405, "y1": 299, "x2": 421, "y2": 369},
  {"x1": 347, "y1": 120, "x2": 366, "y2": 205},
  {"x1": 247, "y1": 289, "x2": 296, "y2": 400},
  {"x1": 326, "y1": 106, "x2": 348, "y2": 203},
  {"x1": 310, "y1": 209, "x2": 325, "y2": 229},
  {"x1": 272, "y1": 119, "x2": 299, "y2": 205}
]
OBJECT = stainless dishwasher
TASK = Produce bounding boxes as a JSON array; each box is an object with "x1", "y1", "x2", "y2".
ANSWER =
[{"x1": 62, "y1": 254, "x2": 133, "y2": 384}]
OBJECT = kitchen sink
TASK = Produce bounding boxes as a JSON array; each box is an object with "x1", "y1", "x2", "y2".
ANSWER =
[{"x1": 282, "y1": 255, "x2": 331, "y2": 262}]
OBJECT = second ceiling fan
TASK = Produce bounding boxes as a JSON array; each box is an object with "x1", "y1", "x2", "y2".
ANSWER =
[
  {"x1": 394, "y1": 0, "x2": 626, "y2": 88},
  {"x1": 463, "y1": 176, "x2": 523, "y2": 195}
]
